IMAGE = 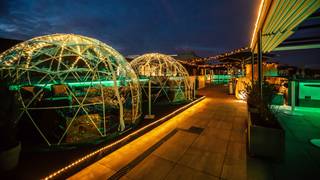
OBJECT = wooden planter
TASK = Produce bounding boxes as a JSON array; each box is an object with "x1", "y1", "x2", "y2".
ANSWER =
[{"x1": 247, "y1": 111, "x2": 285, "y2": 161}]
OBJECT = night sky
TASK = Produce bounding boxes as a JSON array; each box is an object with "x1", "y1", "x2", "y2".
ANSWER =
[
  {"x1": 0, "y1": 0, "x2": 318, "y2": 67},
  {"x1": 0, "y1": 0, "x2": 259, "y2": 56}
]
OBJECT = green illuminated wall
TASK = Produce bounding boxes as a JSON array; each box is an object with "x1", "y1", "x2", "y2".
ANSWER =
[{"x1": 299, "y1": 82, "x2": 320, "y2": 100}]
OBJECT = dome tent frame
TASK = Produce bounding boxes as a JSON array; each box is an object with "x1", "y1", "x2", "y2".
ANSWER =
[
  {"x1": 0, "y1": 34, "x2": 141, "y2": 146},
  {"x1": 130, "y1": 53, "x2": 193, "y2": 104}
]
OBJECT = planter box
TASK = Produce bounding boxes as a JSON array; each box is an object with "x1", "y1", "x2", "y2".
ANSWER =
[
  {"x1": 247, "y1": 112, "x2": 285, "y2": 160},
  {"x1": 0, "y1": 142, "x2": 21, "y2": 172},
  {"x1": 247, "y1": 105, "x2": 259, "y2": 113}
]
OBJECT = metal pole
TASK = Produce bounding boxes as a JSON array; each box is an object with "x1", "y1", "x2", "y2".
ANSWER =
[
  {"x1": 204, "y1": 68, "x2": 207, "y2": 81},
  {"x1": 291, "y1": 80, "x2": 295, "y2": 112},
  {"x1": 144, "y1": 78, "x2": 155, "y2": 119},
  {"x1": 251, "y1": 49, "x2": 255, "y2": 82},
  {"x1": 257, "y1": 29, "x2": 263, "y2": 98},
  {"x1": 283, "y1": 79, "x2": 302, "y2": 116}
]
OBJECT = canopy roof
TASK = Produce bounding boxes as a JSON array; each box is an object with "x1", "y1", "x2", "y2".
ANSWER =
[{"x1": 250, "y1": 0, "x2": 320, "y2": 52}]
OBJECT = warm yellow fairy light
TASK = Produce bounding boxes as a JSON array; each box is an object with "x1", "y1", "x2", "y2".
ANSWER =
[
  {"x1": 0, "y1": 33, "x2": 141, "y2": 147},
  {"x1": 42, "y1": 96, "x2": 205, "y2": 180},
  {"x1": 250, "y1": 0, "x2": 265, "y2": 49},
  {"x1": 174, "y1": 47, "x2": 249, "y2": 66},
  {"x1": 130, "y1": 53, "x2": 193, "y2": 102}
]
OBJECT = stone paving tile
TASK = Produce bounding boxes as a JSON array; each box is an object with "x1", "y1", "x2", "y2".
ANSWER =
[
  {"x1": 97, "y1": 148, "x2": 140, "y2": 172},
  {"x1": 68, "y1": 163, "x2": 115, "y2": 180},
  {"x1": 176, "y1": 118, "x2": 193, "y2": 129},
  {"x1": 70, "y1": 86, "x2": 248, "y2": 179},
  {"x1": 206, "y1": 119, "x2": 221, "y2": 127},
  {"x1": 191, "y1": 135, "x2": 229, "y2": 154},
  {"x1": 177, "y1": 147, "x2": 224, "y2": 177},
  {"x1": 166, "y1": 131, "x2": 198, "y2": 147},
  {"x1": 232, "y1": 125, "x2": 246, "y2": 132},
  {"x1": 119, "y1": 176, "x2": 132, "y2": 180},
  {"x1": 153, "y1": 143, "x2": 190, "y2": 163},
  {"x1": 226, "y1": 142, "x2": 246, "y2": 161},
  {"x1": 221, "y1": 157, "x2": 247, "y2": 180},
  {"x1": 229, "y1": 129, "x2": 246, "y2": 143},
  {"x1": 201, "y1": 127, "x2": 231, "y2": 141},
  {"x1": 126, "y1": 155, "x2": 175, "y2": 180},
  {"x1": 152, "y1": 131, "x2": 198, "y2": 162},
  {"x1": 153, "y1": 144, "x2": 185, "y2": 162},
  {"x1": 214, "y1": 120, "x2": 233, "y2": 130},
  {"x1": 189, "y1": 119, "x2": 209, "y2": 128},
  {"x1": 97, "y1": 140, "x2": 156, "y2": 171},
  {"x1": 165, "y1": 164, "x2": 219, "y2": 180}
]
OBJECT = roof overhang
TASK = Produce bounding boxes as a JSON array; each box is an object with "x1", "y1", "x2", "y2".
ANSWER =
[{"x1": 250, "y1": 0, "x2": 320, "y2": 52}]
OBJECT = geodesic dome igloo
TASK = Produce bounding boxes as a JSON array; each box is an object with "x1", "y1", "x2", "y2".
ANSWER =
[
  {"x1": 130, "y1": 53, "x2": 193, "y2": 104},
  {"x1": 0, "y1": 34, "x2": 141, "y2": 146}
]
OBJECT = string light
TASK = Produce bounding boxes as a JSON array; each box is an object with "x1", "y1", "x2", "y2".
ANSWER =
[
  {"x1": 0, "y1": 33, "x2": 142, "y2": 146},
  {"x1": 174, "y1": 46, "x2": 249, "y2": 68},
  {"x1": 130, "y1": 53, "x2": 193, "y2": 102},
  {"x1": 250, "y1": 0, "x2": 265, "y2": 48},
  {"x1": 42, "y1": 96, "x2": 205, "y2": 180}
]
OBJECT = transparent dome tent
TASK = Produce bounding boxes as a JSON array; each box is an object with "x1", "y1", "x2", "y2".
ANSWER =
[
  {"x1": 130, "y1": 53, "x2": 193, "y2": 104},
  {"x1": 0, "y1": 34, "x2": 141, "y2": 147}
]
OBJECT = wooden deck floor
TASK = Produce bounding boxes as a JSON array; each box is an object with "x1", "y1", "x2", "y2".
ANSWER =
[{"x1": 69, "y1": 85, "x2": 248, "y2": 180}]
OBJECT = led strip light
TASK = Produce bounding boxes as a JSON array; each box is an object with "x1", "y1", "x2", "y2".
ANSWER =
[
  {"x1": 250, "y1": 0, "x2": 266, "y2": 49},
  {"x1": 43, "y1": 96, "x2": 206, "y2": 180}
]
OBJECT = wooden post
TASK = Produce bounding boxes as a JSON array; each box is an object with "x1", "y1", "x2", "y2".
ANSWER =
[
  {"x1": 291, "y1": 80, "x2": 295, "y2": 112},
  {"x1": 251, "y1": 50, "x2": 255, "y2": 82},
  {"x1": 257, "y1": 29, "x2": 263, "y2": 98}
]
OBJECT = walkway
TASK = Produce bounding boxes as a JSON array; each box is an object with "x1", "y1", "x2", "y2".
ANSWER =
[{"x1": 69, "y1": 85, "x2": 248, "y2": 180}]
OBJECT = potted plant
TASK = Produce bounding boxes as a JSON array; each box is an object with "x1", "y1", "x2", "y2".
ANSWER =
[
  {"x1": 245, "y1": 81, "x2": 260, "y2": 113},
  {"x1": 246, "y1": 81, "x2": 285, "y2": 160},
  {"x1": 0, "y1": 78, "x2": 21, "y2": 172}
]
